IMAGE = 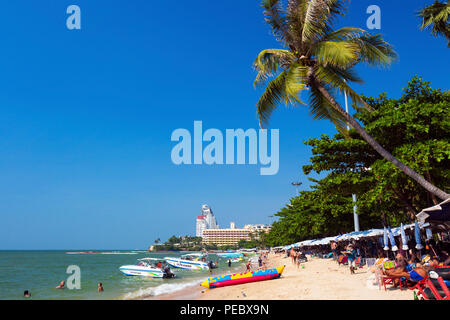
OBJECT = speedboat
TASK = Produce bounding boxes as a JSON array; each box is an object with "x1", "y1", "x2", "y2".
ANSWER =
[
  {"x1": 164, "y1": 253, "x2": 210, "y2": 270},
  {"x1": 119, "y1": 258, "x2": 175, "y2": 278}
]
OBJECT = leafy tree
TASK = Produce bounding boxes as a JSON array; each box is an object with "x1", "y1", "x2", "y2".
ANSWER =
[
  {"x1": 265, "y1": 77, "x2": 449, "y2": 245},
  {"x1": 253, "y1": 0, "x2": 449, "y2": 200},
  {"x1": 417, "y1": 0, "x2": 450, "y2": 47},
  {"x1": 167, "y1": 235, "x2": 180, "y2": 244}
]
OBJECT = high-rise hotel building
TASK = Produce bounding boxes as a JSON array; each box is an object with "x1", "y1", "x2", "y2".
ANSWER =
[{"x1": 196, "y1": 204, "x2": 219, "y2": 237}]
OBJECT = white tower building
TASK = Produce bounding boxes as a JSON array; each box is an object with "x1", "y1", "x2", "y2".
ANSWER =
[{"x1": 196, "y1": 204, "x2": 219, "y2": 237}]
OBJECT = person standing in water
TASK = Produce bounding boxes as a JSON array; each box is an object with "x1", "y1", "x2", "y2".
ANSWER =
[
  {"x1": 24, "y1": 290, "x2": 31, "y2": 298},
  {"x1": 228, "y1": 259, "x2": 232, "y2": 267},
  {"x1": 245, "y1": 260, "x2": 251, "y2": 272},
  {"x1": 98, "y1": 283, "x2": 104, "y2": 292}
]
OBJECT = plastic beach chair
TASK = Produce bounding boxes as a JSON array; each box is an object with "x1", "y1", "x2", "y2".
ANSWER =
[
  {"x1": 419, "y1": 269, "x2": 450, "y2": 300},
  {"x1": 381, "y1": 275, "x2": 405, "y2": 291}
]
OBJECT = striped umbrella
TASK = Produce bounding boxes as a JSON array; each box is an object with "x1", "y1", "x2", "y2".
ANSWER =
[
  {"x1": 400, "y1": 224, "x2": 409, "y2": 251},
  {"x1": 388, "y1": 226, "x2": 398, "y2": 251},
  {"x1": 414, "y1": 221, "x2": 424, "y2": 250},
  {"x1": 383, "y1": 227, "x2": 389, "y2": 251}
]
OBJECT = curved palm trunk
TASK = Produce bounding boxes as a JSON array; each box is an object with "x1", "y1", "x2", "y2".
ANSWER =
[{"x1": 313, "y1": 78, "x2": 450, "y2": 201}]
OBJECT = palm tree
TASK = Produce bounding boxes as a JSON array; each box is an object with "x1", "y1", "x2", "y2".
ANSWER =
[
  {"x1": 253, "y1": 0, "x2": 449, "y2": 200},
  {"x1": 417, "y1": 1, "x2": 450, "y2": 47}
]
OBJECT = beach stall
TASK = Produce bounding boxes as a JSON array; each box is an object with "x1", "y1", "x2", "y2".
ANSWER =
[{"x1": 416, "y1": 197, "x2": 450, "y2": 231}]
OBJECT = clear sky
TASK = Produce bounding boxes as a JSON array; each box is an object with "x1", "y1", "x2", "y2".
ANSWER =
[{"x1": 0, "y1": 1, "x2": 448, "y2": 249}]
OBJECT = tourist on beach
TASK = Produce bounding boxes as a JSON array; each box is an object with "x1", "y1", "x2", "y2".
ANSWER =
[
  {"x1": 55, "y1": 281, "x2": 65, "y2": 289},
  {"x1": 228, "y1": 259, "x2": 231, "y2": 267},
  {"x1": 208, "y1": 261, "x2": 213, "y2": 274},
  {"x1": 342, "y1": 244, "x2": 357, "y2": 274},
  {"x1": 246, "y1": 260, "x2": 251, "y2": 272},
  {"x1": 258, "y1": 255, "x2": 263, "y2": 268},
  {"x1": 330, "y1": 241, "x2": 337, "y2": 261},
  {"x1": 98, "y1": 283, "x2": 104, "y2": 292},
  {"x1": 384, "y1": 265, "x2": 428, "y2": 284},
  {"x1": 24, "y1": 290, "x2": 31, "y2": 298}
]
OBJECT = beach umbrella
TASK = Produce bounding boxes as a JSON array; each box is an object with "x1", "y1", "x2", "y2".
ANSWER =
[
  {"x1": 416, "y1": 197, "x2": 450, "y2": 230},
  {"x1": 388, "y1": 226, "x2": 398, "y2": 251},
  {"x1": 414, "y1": 221, "x2": 424, "y2": 250},
  {"x1": 383, "y1": 227, "x2": 389, "y2": 251},
  {"x1": 400, "y1": 224, "x2": 409, "y2": 251}
]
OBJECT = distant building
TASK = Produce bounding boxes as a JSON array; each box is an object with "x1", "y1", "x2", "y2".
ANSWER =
[
  {"x1": 196, "y1": 216, "x2": 207, "y2": 237},
  {"x1": 243, "y1": 224, "x2": 271, "y2": 234},
  {"x1": 202, "y1": 228, "x2": 251, "y2": 247},
  {"x1": 196, "y1": 204, "x2": 219, "y2": 237}
]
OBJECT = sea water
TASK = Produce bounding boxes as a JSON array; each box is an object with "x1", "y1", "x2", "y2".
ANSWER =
[{"x1": 0, "y1": 251, "x2": 245, "y2": 300}]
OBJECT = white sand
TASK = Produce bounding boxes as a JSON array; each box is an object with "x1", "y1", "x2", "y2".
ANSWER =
[{"x1": 197, "y1": 253, "x2": 413, "y2": 300}]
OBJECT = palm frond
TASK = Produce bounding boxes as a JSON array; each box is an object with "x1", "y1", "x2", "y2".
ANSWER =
[
  {"x1": 353, "y1": 34, "x2": 398, "y2": 67},
  {"x1": 256, "y1": 66, "x2": 308, "y2": 128},
  {"x1": 256, "y1": 71, "x2": 289, "y2": 128},
  {"x1": 261, "y1": 0, "x2": 292, "y2": 44},
  {"x1": 308, "y1": 84, "x2": 349, "y2": 135},
  {"x1": 302, "y1": 0, "x2": 349, "y2": 46},
  {"x1": 286, "y1": 0, "x2": 309, "y2": 51},
  {"x1": 317, "y1": 26, "x2": 366, "y2": 42},
  {"x1": 253, "y1": 49, "x2": 295, "y2": 88},
  {"x1": 313, "y1": 40, "x2": 360, "y2": 68},
  {"x1": 285, "y1": 63, "x2": 309, "y2": 104},
  {"x1": 417, "y1": 1, "x2": 450, "y2": 46},
  {"x1": 314, "y1": 65, "x2": 368, "y2": 109}
]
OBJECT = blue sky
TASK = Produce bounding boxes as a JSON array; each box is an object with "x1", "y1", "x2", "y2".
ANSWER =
[{"x1": 0, "y1": 1, "x2": 448, "y2": 249}]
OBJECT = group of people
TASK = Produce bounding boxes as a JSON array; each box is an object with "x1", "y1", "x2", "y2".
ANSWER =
[
  {"x1": 24, "y1": 281, "x2": 104, "y2": 298},
  {"x1": 287, "y1": 248, "x2": 308, "y2": 269},
  {"x1": 242, "y1": 252, "x2": 269, "y2": 272},
  {"x1": 277, "y1": 230, "x2": 449, "y2": 289}
]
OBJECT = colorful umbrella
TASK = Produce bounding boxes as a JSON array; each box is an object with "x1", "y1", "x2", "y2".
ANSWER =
[
  {"x1": 414, "y1": 221, "x2": 423, "y2": 250},
  {"x1": 400, "y1": 223, "x2": 409, "y2": 251},
  {"x1": 383, "y1": 227, "x2": 389, "y2": 251},
  {"x1": 388, "y1": 226, "x2": 398, "y2": 251}
]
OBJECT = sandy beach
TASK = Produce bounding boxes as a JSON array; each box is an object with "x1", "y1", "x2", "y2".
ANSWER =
[
  {"x1": 197, "y1": 253, "x2": 414, "y2": 300},
  {"x1": 149, "y1": 253, "x2": 414, "y2": 300}
]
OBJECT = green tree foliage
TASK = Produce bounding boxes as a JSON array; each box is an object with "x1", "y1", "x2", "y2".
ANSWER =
[
  {"x1": 264, "y1": 77, "x2": 449, "y2": 247},
  {"x1": 253, "y1": 0, "x2": 449, "y2": 200}
]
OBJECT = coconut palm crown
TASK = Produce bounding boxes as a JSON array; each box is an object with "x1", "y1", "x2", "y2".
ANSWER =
[
  {"x1": 253, "y1": 0, "x2": 449, "y2": 200},
  {"x1": 417, "y1": 0, "x2": 450, "y2": 47}
]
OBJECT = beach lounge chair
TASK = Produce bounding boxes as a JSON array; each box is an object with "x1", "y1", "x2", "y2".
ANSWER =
[
  {"x1": 419, "y1": 268, "x2": 450, "y2": 300},
  {"x1": 381, "y1": 275, "x2": 406, "y2": 291},
  {"x1": 380, "y1": 261, "x2": 402, "y2": 290},
  {"x1": 420, "y1": 277, "x2": 450, "y2": 300}
]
